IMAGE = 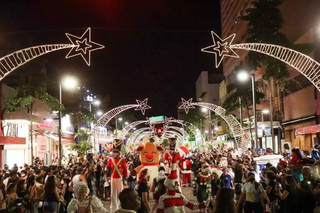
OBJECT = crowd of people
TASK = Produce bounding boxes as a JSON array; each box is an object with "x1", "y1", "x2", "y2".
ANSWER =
[{"x1": 1, "y1": 140, "x2": 320, "y2": 213}]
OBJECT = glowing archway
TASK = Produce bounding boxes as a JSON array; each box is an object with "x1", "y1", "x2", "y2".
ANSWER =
[
  {"x1": 127, "y1": 127, "x2": 152, "y2": 145},
  {"x1": 202, "y1": 31, "x2": 320, "y2": 91},
  {"x1": 179, "y1": 98, "x2": 245, "y2": 149},
  {"x1": 0, "y1": 28, "x2": 104, "y2": 81},
  {"x1": 97, "y1": 99, "x2": 151, "y2": 127},
  {"x1": 164, "y1": 117, "x2": 201, "y2": 142},
  {"x1": 118, "y1": 120, "x2": 148, "y2": 139}
]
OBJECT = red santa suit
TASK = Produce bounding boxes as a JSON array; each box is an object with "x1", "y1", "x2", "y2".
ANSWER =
[
  {"x1": 106, "y1": 139, "x2": 128, "y2": 213},
  {"x1": 179, "y1": 158, "x2": 192, "y2": 186},
  {"x1": 157, "y1": 153, "x2": 206, "y2": 213}
]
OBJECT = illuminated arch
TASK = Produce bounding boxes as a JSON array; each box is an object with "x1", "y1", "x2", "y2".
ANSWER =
[
  {"x1": 0, "y1": 28, "x2": 104, "y2": 81},
  {"x1": 202, "y1": 31, "x2": 320, "y2": 92},
  {"x1": 179, "y1": 98, "x2": 245, "y2": 149},
  {"x1": 118, "y1": 120, "x2": 148, "y2": 139},
  {"x1": 127, "y1": 127, "x2": 151, "y2": 145},
  {"x1": 97, "y1": 99, "x2": 151, "y2": 127}
]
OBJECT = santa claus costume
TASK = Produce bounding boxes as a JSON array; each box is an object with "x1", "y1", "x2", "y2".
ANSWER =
[
  {"x1": 179, "y1": 146, "x2": 192, "y2": 187},
  {"x1": 106, "y1": 139, "x2": 128, "y2": 213},
  {"x1": 157, "y1": 152, "x2": 207, "y2": 213}
]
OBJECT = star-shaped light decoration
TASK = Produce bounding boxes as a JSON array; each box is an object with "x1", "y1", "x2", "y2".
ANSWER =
[
  {"x1": 201, "y1": 31, "x2": 239, "y2": 68},
  {"x1": 135, "y1": 98, "x2": 151, "y2": 115},
  {"x1": 178, "y1": 98, "x2": 195, "y2": 114},
  {"x1": 65, "y1": 27, "x2": 105, "y2": 66}
]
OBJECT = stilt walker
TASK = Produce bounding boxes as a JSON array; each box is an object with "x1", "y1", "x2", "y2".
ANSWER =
[{"x1": 106, "y1": 139, "x2": 128, "y2": 213}]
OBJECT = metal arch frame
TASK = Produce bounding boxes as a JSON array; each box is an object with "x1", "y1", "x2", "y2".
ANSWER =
[
  {"x1": 127, "y1": 127, "x2": 151, "y2": 145},
  {"x1": 165, "y1": 118, "x2": 201, "y2": 141},
  {"x1": 118, "y1": 120, "x2": 148, "y2": 139},
  {"x1": 231, "y1": 43, "x2": 320, "y2": 91},
  {"x1": 179, "y1": 99, "x2": 246, "y2": 151},
  {"x1": 165, "y1": 126, "x2": 189, "y2": 138}
]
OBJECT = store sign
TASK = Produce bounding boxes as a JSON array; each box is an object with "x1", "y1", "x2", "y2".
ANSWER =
[
  {"x1": 61, "y1": 115, "x2": 74, "y2": 135},
  {"x1": 2, "y1": 120, "x2": 28, "y2": 138},
  {"x1": 149, "y1": 116, "x2": 164, "y2": 124},
  {"x1": 36, "y1": 120, "x2": 54, "y2": 129}
]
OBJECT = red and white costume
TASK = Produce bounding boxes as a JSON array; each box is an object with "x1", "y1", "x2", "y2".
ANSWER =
[
  {"x1": 106, "y1": 139, "x2": 128, "y2": 213},
  {"x1": 157, "y1": 152, "x2": 206, "y2": 213},
  {"x1": 179, "y1": 158, "x2": 192, "y2": 186}
]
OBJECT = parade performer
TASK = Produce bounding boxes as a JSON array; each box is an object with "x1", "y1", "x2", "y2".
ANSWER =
[
  {"x1": 194, "y1": 162, "x2": 212, "y2": 213},
  {"x1": 163, "y1": 138, "x2": 182, "y2": 191},
  {"x1": 134, "y1": 136, "x2": 164, "y2": 188},
  {"x1": 157, "y1": 152, "x2": 207, "y2": 213},
  {"x1": 179, "y1": 146, "x2": 192, "y2": 187},
  {"x1": 106, "y1": 139, "x2": 128, "y2": 213}
]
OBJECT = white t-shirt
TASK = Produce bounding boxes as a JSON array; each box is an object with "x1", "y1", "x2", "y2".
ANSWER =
[{"x1": 242, "y1": 182, "x2": 264, "y2": 203}]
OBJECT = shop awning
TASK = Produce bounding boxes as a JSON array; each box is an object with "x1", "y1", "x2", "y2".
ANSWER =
[
  {"x1": 42, "y1": 132, "x2": 75, "y2": 144},
  {"x1": 0, "y1": 136, "x2": 26, "y2": 144},
  {"x1": 295, "y1": 124, "x2": 320, "y2": 135}
]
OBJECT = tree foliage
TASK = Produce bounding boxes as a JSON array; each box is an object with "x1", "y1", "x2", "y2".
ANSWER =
[
  {"x1": 179, "y1": 108, "x2": 205, "y2": 137},
  {"x1": 241, "y1": 0, "x2": 313, "y2": 90}
]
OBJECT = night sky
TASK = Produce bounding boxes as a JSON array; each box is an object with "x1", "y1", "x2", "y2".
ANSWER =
[{"x1": 0, "y1": 0, "x2": 221, "y2": 118}]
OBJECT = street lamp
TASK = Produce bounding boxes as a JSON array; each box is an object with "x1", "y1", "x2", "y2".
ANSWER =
[
  {"x1": 96, "y1": 111, "x2": 103, "y2": 116},
  {"x1": 59, "y1": 76, "x2": 77, "y2": 166},
  {"x1": 262, "y1": 109, "x2": 270, "y2": 114},
  {"x1": 115, "y1": 117, "x2": 123, "y2": 138},
  {"x1": 201, "y1": 107, "x2": 212, "y2": 140},
  {"x1": 124, "y1": 121, "x2": 129, "y2": 125},
  {"x1": 237, "y1": 70, "x2": 259, "y2": 149}
]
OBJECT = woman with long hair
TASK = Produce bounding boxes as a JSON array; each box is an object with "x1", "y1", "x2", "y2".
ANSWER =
[
  {"x1": 67, "y1": 182, "x2": 107, "y2": 213},
  {"x1": 213, "y1": 188, "x2": 236, "y2": 213},
  {"x1": 43, "y1": 176, "x2": 63, "y2": 213},
  {"x1": 290, "y1": 148, "x2": 303, "y2": 182},
  {"x1": 265, "y1": 171, "x2": 278, "y2": 213},
  {"x1": 278, "y1": 175, "x2": 300, "y2": 213},
  {"x1": 7, "y1": 183, "x2": 18, "y2": 213}
]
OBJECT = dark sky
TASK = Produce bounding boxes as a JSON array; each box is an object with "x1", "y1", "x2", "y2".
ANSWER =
[{"x1": 0, "y1": 0, "x2": 221, "y2": 118}]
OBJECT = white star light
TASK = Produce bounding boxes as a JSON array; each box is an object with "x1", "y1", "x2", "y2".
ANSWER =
[
  {"x1": 65, "y1": 27, "x2": 105, "y2": 66},
  {"x1": 135, "y1": 98, "x2": 151, "y2": 115},
  {"x1": 201, "y1": 31, "x2": 239, "y2": 68},
  {"x1": 178, "y1": 98, "x2": 195, "y2": 114}
]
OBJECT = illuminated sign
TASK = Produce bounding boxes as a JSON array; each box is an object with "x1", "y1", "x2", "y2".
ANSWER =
[{"x1": 149, "y1": 116, "x2": 164, "y2": 125}]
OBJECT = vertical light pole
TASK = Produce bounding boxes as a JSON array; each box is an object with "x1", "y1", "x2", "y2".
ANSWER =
[
  {"x1": 237, "y1": 71, "x2": 259, "y2": 149},
  {"x1": 59, "y1": 76, "x2": 77, "y2": 166}
]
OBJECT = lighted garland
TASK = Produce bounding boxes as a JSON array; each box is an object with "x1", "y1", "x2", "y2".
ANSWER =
[
  {"x1": 0, "y1": 28, "x2": 104, "y2": 81},
  {"x1": 202, "y1": 31, "x2": 320, "y2": 92},
  {"x1": 118, "y1": 120, "x2": 148, "y2": 139}
]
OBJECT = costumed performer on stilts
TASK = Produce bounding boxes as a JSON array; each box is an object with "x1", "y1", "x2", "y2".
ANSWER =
[{"x1": 106, "y1": 139, "x2": 128, "y2": 213}]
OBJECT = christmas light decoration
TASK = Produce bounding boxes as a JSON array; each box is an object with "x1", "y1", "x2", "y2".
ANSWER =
[
  {"x1": 201, "y1": 32, "x2": 238, "y2": 68},
  {"x1": 0, "y1": 28, "x2": 104, "y2": 82},
  {"x1": 167, "y1": 126, "x2": 189, "y2": 138},
  {"x1": 202, "y1": 31, "x2": 320, "y2": 92},
  {"x1": 118, "y1": 120, "x2": 148, "y2": 139},
  {"x1": 65, "y1": 28, "x2": 105, "y2": 66},
  {"x1": 179, "y1": 98, "x2": 243, "y2": 146},
  {"x1": 127, "y1": 127, "x2": 151, "y2": 144},
  {"x1": 97, "y1": 99, "x2": 151, "y2": 127}
]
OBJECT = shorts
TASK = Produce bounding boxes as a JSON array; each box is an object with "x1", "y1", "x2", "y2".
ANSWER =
[{"x1": 43, "y1": 201, "x2": 58, "y2": 212}]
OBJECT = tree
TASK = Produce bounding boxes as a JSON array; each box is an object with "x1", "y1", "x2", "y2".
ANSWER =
[
  {"x1": 179, "y1": 108, "x2": 205, "y2": 138},
  {"x1": 68, "y1": 129, "x2": 93, "y2": 155},
  {"x1": 223, "y1": 66, "x2": 265, "y2": 143},
  {"x1": 241, "y1": 0, "x2": 313, "y2": 90},
  {"x1": 4, "y1": 73, "x2": 63, "y2": 166}
]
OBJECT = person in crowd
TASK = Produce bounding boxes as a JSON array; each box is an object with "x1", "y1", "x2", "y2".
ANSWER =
[
  {"x1": 150, "y1": 169, "x2": 166, "y2": 213},
  {"x1": 43, "y1": 176, "x2": 63, "y2": 213},
  {"x1": 233, "y1": 160, "x2": 243, "y2": 200},
  {"x1": 0, "y1": 176, "x2": 7, "y2": 213},
  {"x1": 298, "y1": 166, "x2": 318, "y2": 213},
  {"x1": 67, "y1": 182, "x2": 107, "y2": 213},
  {"x1": 290, "y1": 148, "x2": 303, "y2": 182},
  {"x1": 278, "y1": 175, "x2": 300, "y2": 213},
  {"x1": 30, "y1": 175, "x2": 45, "y2": 213},
  {"x1": 7, "y1": 183, "x2": 18, "y2": 213},
  {"x1": 106, "y1": 139, "x2": 128, "y2": 213},
  {"x1": 194, "y1": 162, "x2": 211, "y2": 212},
  {"x1": 95, "y1": 164, "x2": 102, "y2": 199},
  {"x1": 213, "y1": 188, "x2": 236, "y2": 213},
  {"x1": 113, "y1": 188, "x2": 141, "y2": 213},
  {"x1": 136, "y1": 168, "x2": 150, "y2": 213},
  {"x1": 220, "y1": 167, "x2": 233, "y2": 188},
  {"x1": 4, "y1": 171, "x2": 17, "y2": 189},
  {"x1": 237, "y1": 172, "x2": 269, "y2": 213},
  {"x1": 16, "y1": 179, "x2": 30, "y2": 200},
  {"x1": 127, "y1": 170, "x2": 137, "y2": 189},
  {"x1": 265, "y1": 171, "x2": 278, "y2": 213}
]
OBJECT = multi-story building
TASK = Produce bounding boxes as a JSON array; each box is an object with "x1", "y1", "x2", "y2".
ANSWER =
[{"x1": 219, "y1": 0, "x2": 320, "y2": 152}]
